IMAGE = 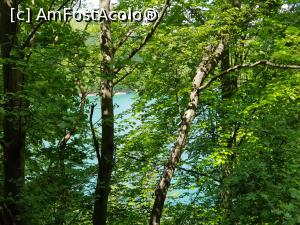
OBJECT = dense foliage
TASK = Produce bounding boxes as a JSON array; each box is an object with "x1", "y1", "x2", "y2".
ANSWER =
[{"x1": 1, "y1": 0, "x2": 300, "y2": 224}]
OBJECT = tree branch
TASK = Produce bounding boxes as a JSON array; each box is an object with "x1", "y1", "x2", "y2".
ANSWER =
[
  {"x1": 222, "y1": 60, "x2": 300, "y2": 73},
  {"x1": 21, "y1": 0, "x2": 73, "y2": 49},
  {"x1": 113, "y1": 0, "x2": 171, "y2": 75},
  {"x1": 198, "y1": 60, "x2": 300, "y2": 91},
  {"x1": 89, "y1": 103, "x2": 101, "y2": 164},
  {"x1": 178, "y1": 166, "x2": 220, "y2": 182},
  {"x1": 113, "y1": 65, "x2": 138, "y2": 86},
  {"x1": 112, "y1": 29, "x2": 134, "y2": 54},
  {"x1": 149, "y1": 37, "x2": 228, "y2": 225},
  {"x1": 122, "y1": 153, "x2": 219, "y2": 182}
]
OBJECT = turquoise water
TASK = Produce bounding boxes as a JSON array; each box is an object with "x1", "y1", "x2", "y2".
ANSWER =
[
  {"x1": 88, "y1": 93, "x2": 135, "y2": 129},
  {"x1": 88, "y1": 93, "x2": 198, "y2": 204}
]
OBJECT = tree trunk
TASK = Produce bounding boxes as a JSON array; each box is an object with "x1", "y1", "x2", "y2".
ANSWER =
[
  {"x1": 93, "y1": 1, "x2": 114, "y2": 225},
  {"x1": 219, "y1": 1, "x2": 241, "y2": 211},
  {"x1": 219, "y1": 47, "x2": 238, "y2": 210},
  {"x1": 93, "y1": 81, "x2": 114, "y2": 225},
  {"x1": 1, "y1": 1, "x2": 26, "y2": 225},
  {"x1": 149, "y1": 38, "x2": 227, "y2": 225}
]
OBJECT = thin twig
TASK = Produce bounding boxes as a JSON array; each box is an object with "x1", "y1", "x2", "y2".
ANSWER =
[
  {"x1": 178, "y1": 166, "x2": 220, "y2": 182},
  {"x1": 112, "y1": 29, "x2": 134, "y2": 54},
  {"x1": 90, "y1": 103, "x2": 101, "y2": 164},
  {"x1": 113, "y1": 65, "x2": 138, "y2": 86}
]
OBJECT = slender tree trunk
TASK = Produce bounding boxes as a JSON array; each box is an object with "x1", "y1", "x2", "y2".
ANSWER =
[
  {"x1": 1, "y1": 1, "x2": 26, "y2": 225},
  {"x1": 149, "y1": 38, "x2": 227, "y2": 225},
  {"x1": 93, "y1": 1, "x2": 114, "y2": 224},
  {"x1": 93, "y1": 81, "x2": 114, "y2": 225},
  {"x1": 92, "y1": 0, "x2": 169, "y2": 222}
]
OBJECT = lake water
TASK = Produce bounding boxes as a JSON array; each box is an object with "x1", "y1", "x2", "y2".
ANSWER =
[
  {"x1": 88, "y1": 93, "x2": 135, "y2": 127},
  {"x1": 89, "y1": 93, "x2": 198, "y2": 204}
]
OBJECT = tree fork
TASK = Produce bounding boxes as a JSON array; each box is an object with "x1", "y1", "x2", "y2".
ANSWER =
[{"x1": 93, "y1": 0, "x2": 170, "y2": 223}]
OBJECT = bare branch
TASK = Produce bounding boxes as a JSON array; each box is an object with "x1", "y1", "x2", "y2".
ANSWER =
[
  {"x1": 198, "y1": 60, "x2": 300, "y2": 91},
  {"x1": 114, "y1": 0, "x2": 171, "y2": 75},
  {"x1": 122, "y1": 153, "x2": 219, "y2": 182},
  {"x1": 178, "y1": 166, "x2": 220, "y2": 182},
  {"x1": 113, "y1": 65, "x2": 138, "y2": 86},
  {"x1": 223, "y1": 60, "x2": 300, "y2": 73},
  {"x1": 112, "y1": 29, "x2": 134, "y2": 54},
  {"x1": 77, "y1": 79, "x2": 87, "y2": 112},
  {"x1": 90, "y1": 103, "x2": 101, "y2": 164},
  {"x1": 126, "y1": 0, "x2": 170, "y2": 59}
]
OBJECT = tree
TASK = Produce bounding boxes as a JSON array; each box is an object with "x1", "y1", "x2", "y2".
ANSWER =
[
  {"x1": 93, "y1": 0, "x2": 170, "y2": 224},
  {"x1": 1, "y1": 1, "x2": 25, "y2": 224},
  {"x1": 148, "y1": 0, "x2": 300, "y2": 224},
  {"x1": 0, "y1": 0, "x2": 299, "y2": 224}
]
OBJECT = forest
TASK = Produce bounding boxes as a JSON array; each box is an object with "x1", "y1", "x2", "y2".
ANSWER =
[{"x1": 1, "y1": 0, "x2": 300, "y2": 224}]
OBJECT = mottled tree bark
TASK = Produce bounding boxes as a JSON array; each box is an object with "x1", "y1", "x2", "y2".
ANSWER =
[
  {"x1": 149, "y1": 38, "x2": 228, "y2": 225},
  {"x1": 1, "y1": 1, "x2": 26, "y2": 225}
]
